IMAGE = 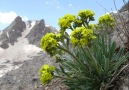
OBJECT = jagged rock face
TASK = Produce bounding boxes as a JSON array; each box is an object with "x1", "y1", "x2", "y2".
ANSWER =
[
  {"x1": 25, "y1": 19, "x2": 57, "y2": 47},
  {"x1": 110, "y1": 3, "x2": 129, "y2": 48},
  {"x1": 0, "y1": 16, "x2": 62, "y2": 90},
  {"x1": 119, "y1": 1, "x2": 129, "y2": 12},
  {"x1": 0, "y1": 16, "x2": 26, "y2": 49},
  {"x1": 0, "y1": 16, "x2": 57, "y2": 49},
  {"x1": 109, "y1": 3, "x2": 129, "y2": 90}
]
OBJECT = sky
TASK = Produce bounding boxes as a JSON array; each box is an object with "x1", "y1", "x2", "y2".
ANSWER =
[{"x1": 0, "y1": 0, "x2": 128, "y2": 30}]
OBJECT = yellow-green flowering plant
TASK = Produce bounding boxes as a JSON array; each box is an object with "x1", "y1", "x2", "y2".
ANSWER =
[
  {"x1": 58, "y1": 14, "x2": 75, "y2": 30},
  {"x1": 39, "y1": 10, "x2": 129, "y2": 90},
  {"x1": 98, "y1": 13, "x2": 114, "y2": 27},
  {"x1": 39, "y1": 64, "x2": 55, "y2": 85},
  {"x1": 97, "y1": 13, "x2": 115, "y2": 34},
  {"x1": 70, "y1": 27, "x2": 96, "y2": 46}
]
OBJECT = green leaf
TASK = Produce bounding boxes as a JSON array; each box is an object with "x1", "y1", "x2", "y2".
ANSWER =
[
  {"x1": 59, "y1": 64, "x2": 66, "y2": 74},
  {"x1": 113, "y1": 52, "x2": 129, "y2": 71},
  {"x1": 109, "y1": 42, "x2": 116, "y2": 60},
  {"x1": 113, "y1": 48, "x2": 124, "y2": 61}
]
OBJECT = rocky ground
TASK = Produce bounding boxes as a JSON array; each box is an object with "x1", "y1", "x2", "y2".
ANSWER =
[
  {"x1": 0, "y1": 16, "x2": 66, "y2": 90},
  {"x1": 0, "y1": 51, "x2": 68, "y2": 90}
]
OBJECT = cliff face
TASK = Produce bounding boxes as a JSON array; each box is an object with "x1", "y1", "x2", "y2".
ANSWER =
[
  {"x1": 25, "y1": 19, "x2": 57, "y2": 47},
  {"x1": 109, "y1": 2, "x2": 129, "y2": 90},
  {"x1": 0, "y1": 16, "x2": 62, "y2": 90},
  {"x1": 110, "y1": 2, "x2": 129, "y2": 48},
  {"x1": 119, "y1": 1, "x2": 129, "y2": 12},
  {"x1": 0, "y1": 16, "x2": 26, "y2": 48},
  {"x1": 0, "y1": 16, "x2": 57, "y2": 49}
]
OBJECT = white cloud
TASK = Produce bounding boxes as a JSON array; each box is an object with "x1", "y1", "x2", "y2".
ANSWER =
[
  {"x1": 22, "y1": 16, "x2": 28, "y2": 21},
  {"x1": 0, "y1": 11, "x2": 17, "y2": 24},
  {"x1": 0, "y1": 11, "x2": 28, "y2": 24},
  {"x1": 0, "y1": 11, "x2": 28, "y2": 30},
  {"x1": 68, "y1": 3, "x2": 73, "y2": 7},
  {"x1": 45, "y1": 1, "x2": 49, "y2": 4},
  {"x1": 45, "y1": 0, "x2": 59, "y2": 5},
  {"x1": 45, "y1": 0, "x2": 60, "y2": 9},
  {"x1": 105, "y1": 11, "x2": 117, "y2": 14},
  {"x1": 56, "y1": 6, "x2": 60, "y2": 9}
]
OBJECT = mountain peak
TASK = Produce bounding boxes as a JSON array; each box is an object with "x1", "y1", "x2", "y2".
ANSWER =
[
  {"x1": 14, "y1": 16, "x2": 22, "y2": 23},
  {"x1": 0, "y1": 16, "x2": 57, "y2": 49},
  {"x1": 119, "y1": 1, "x2": 129, "y2": 12},
  {"x1": 40, "y1": 19, "x2": 44, "y2": 22}
]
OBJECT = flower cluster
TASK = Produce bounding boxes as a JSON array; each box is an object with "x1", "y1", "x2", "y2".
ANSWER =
[
  {"x1": 89, "y1": 24, "x2": 97, "y2": 29},
  {"x1": 39, "y1": 64, "x2": 55, "y2": 85},
  {"x1": 58, "y1": 14, "x2": 75, "y2": 29},
  {"x1": 78, "y1": 10, "x2": 95, "y2": 21},
  {"x1": 55, "y1": 33, "x2": 62, "y2": 41},
  {"x1": 40, "y1": 33, "x2": 57, "y2": 56},
  {"x1": 70, "y1": 27, "x2": 96, "y2": 46},
  {"x1": 73, "y1": 18, "x2": 82, "y2": 28},
  {"x1": 98, "y1": 13, "x2": 114, "y2": 28},
  {"x1": 39, "y1": 9, "x2": 129, "y2": 90}
]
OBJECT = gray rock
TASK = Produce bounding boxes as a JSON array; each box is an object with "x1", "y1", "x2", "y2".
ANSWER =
[
  {"x1": 0, "y1": 53, "x2": 66, "y2": 90},
  {"x1": 25, "y1": 19, "x2": 57, "y2": 47},
  {"x1": 109, "y1": 2, "x2": 129, "y2": 90},
  {"x1": 110, "y1": 4, "x2": 129, "y2": 48},
  {"x1": 119, "y1": 1, "x2": 129, "y2": 12},
  {"x1": 0, "y1": 16, "x2": 26, "y2": 49},
  {"x1": 0, "y1": 16, "x2": 67, "y2": 90}
]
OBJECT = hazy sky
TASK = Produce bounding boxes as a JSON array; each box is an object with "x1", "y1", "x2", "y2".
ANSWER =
[{"x1": 0, "y1": 0, "x2": 127, "y2": 30}]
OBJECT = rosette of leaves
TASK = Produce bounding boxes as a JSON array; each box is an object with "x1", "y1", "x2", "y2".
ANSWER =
[
  {"x1": 55, "y1": 34, "x2": 129, "y2": 90},
  {"x1": 39, "y1": 9, "x2": 129, "y2": 90}
]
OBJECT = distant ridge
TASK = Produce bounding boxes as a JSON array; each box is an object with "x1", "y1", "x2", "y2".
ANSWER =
[{"x1": 0, "y1": 16, "x2": 57, "y2": 49}]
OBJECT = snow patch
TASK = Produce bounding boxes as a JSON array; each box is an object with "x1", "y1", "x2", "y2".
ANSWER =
[
  {"x1": 0, "y1": 62, "x2": 22, "y2": 78},
  {"x1": 7, "y1": 32, "x2": 9, "y2": 38},
  {"x1": 0, "y1": 30, "x2": 3, "y2": 35},
  {"x1": 23, "y1": 44, "x2": 41, "y2": 54},
  {"x1": 106, "y1": 11, "x2": 117, "y2": 14},
  {"x1": 0, "y1": 23, "x2": 42, "y2": 78},
  {"x1": 45, "y1": 24, "x2": 50, "y2": 27},
  {"x1": 0, "y1": 41, "x2": 2, "y2": 45},
  {"x1": 30, "y1": 21, "x2": 36, "y2": 29},
  {"x1": 0, "y1": 47, "x2": 4, "y2": 55},
  {"x1": 26, "y1": 20, "x2": 36, "y2": 29}
]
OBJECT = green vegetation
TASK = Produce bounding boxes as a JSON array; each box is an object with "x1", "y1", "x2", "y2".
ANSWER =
[
  {"x1": 39, "y1": 10, "x2": 129, "y2": 90},
  {"x1": 39, "y1": 64, "x2": 55, "y2": 85}
]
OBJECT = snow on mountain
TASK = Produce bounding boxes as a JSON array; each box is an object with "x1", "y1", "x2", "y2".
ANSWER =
[
  {"x1": 45, "y1": 24, "x2": 50, "y2": 27},
  {"x1": 0, "y1": 31, "x2": 3, "y2": 35},
  {"x1": 0, "y1": 16, "x2": 57, "y2": 79},
  {"x1": 0, "y1": 16, "x2": 66, "y2": 90}
]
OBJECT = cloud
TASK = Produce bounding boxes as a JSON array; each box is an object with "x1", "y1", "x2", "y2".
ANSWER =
[
  {"x1": 56, "y1": 6, "x2": 60, "y2": 9},
  {"x1": 45, "y1": 0, "x2": 61, "y2": 9},
  {"x1": 0, "y1": 11, "x2": 28, "y2": 30},
  {"x1": 45, "y1": 1, "x2": 49, "y2": 4},
  {"x1": 68, "y1": 3, "x2": 73, "y2": 7},
  {"x1": 105, "y1": 11, "x2": 117, "y2": 14},
  {"x1": 0, "y1": 11, "x2": 17, "y2": 24},
  {"x1": 45, "y1": 0, "x2": 59, "y2": 5},
  {"x1": 0, "y1": 11, "x2": 28, "y2": 24},
  {"x1": 22, "y1": 16, "x2": 28, "y2": 21}
]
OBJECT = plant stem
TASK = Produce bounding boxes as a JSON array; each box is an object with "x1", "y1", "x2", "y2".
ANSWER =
[
  {"x1": 102, "y1": 64, "x2": 129, "y2": 90},
  {"x1": 56, "y1": 45, "x2": 87, "y2": 71}
]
